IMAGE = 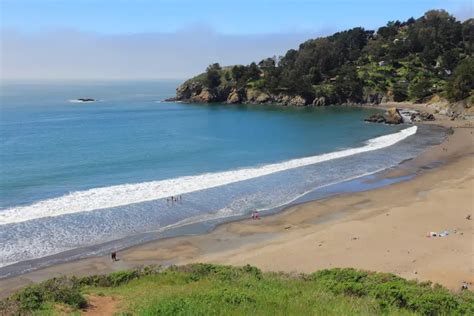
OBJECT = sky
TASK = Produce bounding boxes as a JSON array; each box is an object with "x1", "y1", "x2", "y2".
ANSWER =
[{"x1": 1, "y1": 0, "x2": 472, "y2": 80}]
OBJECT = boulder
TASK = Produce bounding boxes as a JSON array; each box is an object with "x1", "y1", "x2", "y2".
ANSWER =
[
  {"x1": 419, "y1": 111, "x2": 435, "y2": 121},
  {"x1": 385, "y1": 107, "x2": 403, "y2": 124},
  {"x1": 365, "y1": 113, "x2": 386, "y2": 123}
]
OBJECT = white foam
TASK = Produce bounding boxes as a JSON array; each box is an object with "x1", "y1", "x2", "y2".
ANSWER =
[
  {"x1": 156, "y1": 166, "x2": 390, "y2": 234},
  {"x1": 0, "y1": 126, "x2": 417, "y2": 225}
]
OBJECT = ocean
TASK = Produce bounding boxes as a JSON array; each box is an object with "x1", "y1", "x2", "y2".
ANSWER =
[{"x1": 0, "y1": 80, "x2": 446, "y2": 276}]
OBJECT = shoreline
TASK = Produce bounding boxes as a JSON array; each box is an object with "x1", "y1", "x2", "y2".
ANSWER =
[{"x1": 1, "y1": 109, "x2": 473, "y2": 297}]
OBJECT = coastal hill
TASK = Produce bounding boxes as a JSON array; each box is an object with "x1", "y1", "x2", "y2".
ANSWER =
[{"x1": 171, "y1": 10, "x2": 473, "y2": 107}]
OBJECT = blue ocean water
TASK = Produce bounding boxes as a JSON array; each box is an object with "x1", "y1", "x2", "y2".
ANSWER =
[{"x1": 0, "y1": 80, "x2": 446, "y2": 273}]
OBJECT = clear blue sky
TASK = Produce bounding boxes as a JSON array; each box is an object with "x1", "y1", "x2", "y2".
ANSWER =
[{"x1": 2, "y1": 0, "x2": 472, "y2": 35}]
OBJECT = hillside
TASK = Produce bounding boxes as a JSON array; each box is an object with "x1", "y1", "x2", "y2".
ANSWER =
[
  {"x1": 1, "y1": 264, "x2": 473, "y2": 315},
  {"x1": 171, "y1": 10, "x2": 473, "y2": 107}
]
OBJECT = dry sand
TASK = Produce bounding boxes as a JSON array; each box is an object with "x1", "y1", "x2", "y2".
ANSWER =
[{"x1": 1, "y1": 113, "x2": 473, "y2": 297}]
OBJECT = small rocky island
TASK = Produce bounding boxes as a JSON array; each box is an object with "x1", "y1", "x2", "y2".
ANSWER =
[{"x1": 75, "y1": 98, "x2": 96, "y2": 102}]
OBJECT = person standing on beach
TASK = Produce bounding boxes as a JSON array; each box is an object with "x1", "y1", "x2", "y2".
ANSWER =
[{"x1": 111, "y1": 251, "x2": 117, "y2": 261}]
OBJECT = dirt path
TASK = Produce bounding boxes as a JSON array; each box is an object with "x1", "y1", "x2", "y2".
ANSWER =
[{"x1": 82, "y1": 295, "x2": 119, "y2": 316}]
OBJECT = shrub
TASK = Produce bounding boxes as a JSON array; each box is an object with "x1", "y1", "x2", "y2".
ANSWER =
[
  {"x1": 311, "y1": 268, "x2": 474, "y2": 315},
  {"x1": 12, "y1": 277, "x2": 87, "y2": 311},
  {"x1": 108, "y1": 270, "x2": 140, "y2": 286}
]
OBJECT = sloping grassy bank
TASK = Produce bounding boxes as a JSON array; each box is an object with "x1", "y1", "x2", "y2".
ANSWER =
[{"x1": 1, "y1": 264, "x2": 473, "y2": 315}]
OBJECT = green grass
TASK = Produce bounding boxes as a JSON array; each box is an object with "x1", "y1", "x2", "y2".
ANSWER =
[{"x1": 1, "y1": 264, "x2": 473, "y2": 315}]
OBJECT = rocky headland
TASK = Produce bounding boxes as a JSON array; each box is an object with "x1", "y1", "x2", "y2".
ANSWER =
[{"x1": 167, "y1": 10, "x2": 473, "y2": 118}]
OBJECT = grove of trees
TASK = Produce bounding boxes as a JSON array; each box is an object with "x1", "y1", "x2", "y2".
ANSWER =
[{"x1": 201, "y1": 10, "x2": 473, "y2": 104}]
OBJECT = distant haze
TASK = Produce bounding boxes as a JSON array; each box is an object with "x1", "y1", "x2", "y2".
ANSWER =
[
  {"x1": 1, "y1": 0, "x2": 471, "y2": 80},
  {"x1": 1, "y1": 28, "x2": 321, "y2": 80}
]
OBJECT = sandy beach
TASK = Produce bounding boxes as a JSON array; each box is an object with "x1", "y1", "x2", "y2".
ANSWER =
[{"x1": 1, "y1": 107, "x2": 473, "y2": 298}]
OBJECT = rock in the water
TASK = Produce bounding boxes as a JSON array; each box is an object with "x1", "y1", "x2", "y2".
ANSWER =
[
  {"x1": 365, "y1": 113, "x2": 386, "y2": 123},
  {"x1": 385, "y1": 107, "x2": 403, "y2": 124}
]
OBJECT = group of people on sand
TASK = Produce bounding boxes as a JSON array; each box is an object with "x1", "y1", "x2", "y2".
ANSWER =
[{"x1": 167, "y1": 195, "x2": 182, "y2": 203}]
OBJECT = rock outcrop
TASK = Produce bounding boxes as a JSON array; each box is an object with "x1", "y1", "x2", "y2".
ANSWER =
[
  {"x1": 255, "y1": 93, "x2": 271, "y2": 103},
  {"x1": 365, "y1": 108, "x2": 437, "y2": 125},
  {"x1": 414, "y1": 111, "x2": 435, "y2": 121},
  {"x1": 227, "y1": 89, "x2": 241, "y2": 104},
  {"x1": 246, "y1": 89, "x2": 271, "y2": 104},
  {"x1": 191, "y1": 88, "x2": 215, "y2": 103},
  {"x1": 312, "y1": 97, "x2": 327, "y2": 106},
  {"x1": 173, "y1": 79, "x2": 311, "y2": 106},
  {"x1": 288, "y1": 95, "x2": 307, "y2": 106},
  {"x1": 385, "y1": 107, "x2": 403, "y2": 124}
]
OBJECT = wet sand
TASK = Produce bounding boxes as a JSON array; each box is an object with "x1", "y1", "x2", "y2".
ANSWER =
[{"x1": 1, "y1": 112, "x2": 473, "y2": 297}]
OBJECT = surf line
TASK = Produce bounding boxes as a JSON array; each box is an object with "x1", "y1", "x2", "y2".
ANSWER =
[{"x1": 0, "y1": 126, "x2": 417, "y2": 225}]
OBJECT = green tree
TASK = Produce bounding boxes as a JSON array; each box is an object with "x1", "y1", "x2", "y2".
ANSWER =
[
  {"x1": 446, "y1": 57, "x2": 474, "y2": 101},
  {"x1": 409, "y1": 78, "x2": 432, "y2": 102},
  {"x1": 231, "y1": 65, "x2": 245, "y2": 83},
  {"x1": 206, "y1": 63, "x2": 222, "y2": 88},
  {"x1": 333, "y1": 65, "x2": 363, "y2": 103},
  {"x1": 392, "y1": 82, "x2": 409, "y2": 102},
  {"x1": 246, "y1": 62, "x2": 260, "y2": 81}
]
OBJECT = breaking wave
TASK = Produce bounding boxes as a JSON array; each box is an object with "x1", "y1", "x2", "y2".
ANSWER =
[{"x1": 0, "y1": 126, "x2": 417, "y2": 225}]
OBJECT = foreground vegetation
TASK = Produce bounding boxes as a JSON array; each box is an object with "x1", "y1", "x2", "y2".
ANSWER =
[
  {"x1": 1, "y1": 264, "x2": 473, "y2": 315},
  {"x1": 176, "y1": 10, "x2": 473, "y2": 106}
]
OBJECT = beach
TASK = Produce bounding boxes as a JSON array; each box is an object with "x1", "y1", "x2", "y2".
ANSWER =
[{"x1": 1, "y1": 106, "x2": 472, "y2": 298}]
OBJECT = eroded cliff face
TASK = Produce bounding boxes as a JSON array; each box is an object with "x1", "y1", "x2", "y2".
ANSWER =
[
  {"x1": 169, "y1": 80, "x2": 323, "y2": 107},
  {"x1": 169, "y1": 78, "x2": 396, "y2": 107}
]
